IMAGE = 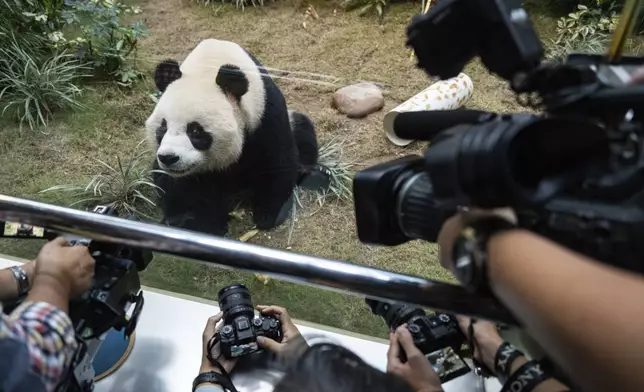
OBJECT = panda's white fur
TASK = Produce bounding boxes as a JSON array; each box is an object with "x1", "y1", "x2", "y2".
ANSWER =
[{"x1": 144, "y1": 39, "x2": 266, "y2": 175}]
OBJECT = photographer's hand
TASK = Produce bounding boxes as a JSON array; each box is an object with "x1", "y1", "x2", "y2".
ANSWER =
[
  {"x1": 437, "y1": 208, "x2": 516, "y2": 273},
  {"x1": 200, "y1": 312, "x2": 237, "y2": 375},
  {"x1": 454, "y1": 315, "x2": 504, "y2": 372},
  {"x1": 255, "y1": 305, "x2": 306, "y2": 354},
  {"x1": 387, "y1": 325, "x2": 443, "y2": 392},
  {"x1": 26, "y1": 237, "x2": 96, "y2": 313}
]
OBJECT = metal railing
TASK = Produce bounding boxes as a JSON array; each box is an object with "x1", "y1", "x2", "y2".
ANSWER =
[{"x1": 0, "y1": 194, "x2": 517, "y2": 324}]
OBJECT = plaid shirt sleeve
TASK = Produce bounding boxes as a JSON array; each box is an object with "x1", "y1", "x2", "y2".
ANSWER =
[{"x1": 0, "y1": 301, "x2": 78, "y2": 392}]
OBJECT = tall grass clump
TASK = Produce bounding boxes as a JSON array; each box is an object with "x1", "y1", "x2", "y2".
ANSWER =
[
  {"x1": 0, "y1": 38, "x2": 88, "y2": 130},
  {"x1": 191, "y1": 0, "x2": 273, "y2": 11},
  {"x1": 294, "y1": 138, "x2": 354, "y2": 208},
  {"x1": 40, "y1": 143, "x2": 161, "y2": 219}
]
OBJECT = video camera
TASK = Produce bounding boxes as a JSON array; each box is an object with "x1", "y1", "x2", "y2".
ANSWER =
[
  {"x1": 1, "y1": 205, "x2": 153, "y2": 392},
  {"x1": 216, "y1": 284, "x2": 282, "y2": 358},
  {"x1": 354, "y1": 0, "x2": 644, "y2": 275},
  {"x1": 366, "y1": 298, "x2": 470, "y2": 383}
]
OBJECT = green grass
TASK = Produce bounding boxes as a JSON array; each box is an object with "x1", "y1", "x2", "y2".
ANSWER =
[
  {"x1": 0, "y1": 82, "x2": 414, "y2": 337},
  {"x1": 0, "y1": 0, "x2": 563, "y2": 338}
]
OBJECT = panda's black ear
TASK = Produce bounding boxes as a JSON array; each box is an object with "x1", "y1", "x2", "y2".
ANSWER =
[
  {"x1": 216, "y1": 64, "x2": 249, "y2": 102},
  {"x1": 154, "y1": 60, "x2": 182, "y2": 93}
]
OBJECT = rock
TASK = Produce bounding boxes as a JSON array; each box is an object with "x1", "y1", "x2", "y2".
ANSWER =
[{"x1": 332, "y1": 82, "x2": 384, "y2": 118}]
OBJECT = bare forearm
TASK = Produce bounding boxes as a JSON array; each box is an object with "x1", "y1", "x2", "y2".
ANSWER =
[
  {"x1": 488, "y1": 230, "x2": 644, "y2": 392},
  {"x1": 26, "y1": 274, "x2": 70, "y2": 314}
]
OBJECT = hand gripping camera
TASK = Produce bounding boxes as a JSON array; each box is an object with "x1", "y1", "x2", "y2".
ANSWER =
[
  {"x1": 1, "y1": 205, "x2": 153, "y2": 392},
  {"x1": 366, "y1": 298, "x2": 470, "y2": 383},
  {"x1": 216, "y1": 284, "x2": 283, "y2": 358}
]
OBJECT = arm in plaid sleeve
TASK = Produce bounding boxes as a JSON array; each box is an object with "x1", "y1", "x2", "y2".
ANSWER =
[{"x1": 0, "y1": 301, "x2": 78, "y2": 392}]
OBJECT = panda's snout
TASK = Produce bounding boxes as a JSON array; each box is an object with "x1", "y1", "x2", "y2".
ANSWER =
[{"x1": 158, "y1": 153, "x2": 180, "y2": 166}]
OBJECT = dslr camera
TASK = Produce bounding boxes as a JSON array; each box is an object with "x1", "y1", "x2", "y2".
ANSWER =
[
  {"x1": 354, "y1": 0, "x2": 644, "y2": 276},
  {"x1": 366, "y1": 298, "x2": 470, "y2": 383},
  {"x1": 217, "y1": 284, "x2": 283, "y2": 358},
  {"x1": 1, "y1": 205, "x2": 153, "y2": 392}
]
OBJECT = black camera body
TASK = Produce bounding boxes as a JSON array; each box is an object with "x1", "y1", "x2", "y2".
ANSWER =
[
  {"x1": 366, "y1": 298, "x2": 470, "y2": 383},
  {"x1": 405, "y1": 312, "x2": 463, "y2": 356},
  {"x1": 217, "y1": 284, "x2": 282, "y2": 358},
  {"x1": 366, "y1": 299, "x2": 464, "y2": 355},
  {"x1": 353, "y1": 0, "x2": 644, "y2": 276}
]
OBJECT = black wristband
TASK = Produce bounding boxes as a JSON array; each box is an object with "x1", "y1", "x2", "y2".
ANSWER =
[
  {"x1": 452, "y1": 217, "x2": 516, "y2": 293},
  {"x1": 193, "y1": 371, "x2": 236, "y2": 392},
  {"x1": 494, "y1": 342, "x2": 525, "y2": 383},
  {"x1": 500, "y1": 359, "x2": 551, "y2": 392}
]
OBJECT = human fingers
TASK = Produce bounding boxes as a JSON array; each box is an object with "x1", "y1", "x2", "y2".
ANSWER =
[
  {"x1": 72, "y1": 246, "x2": 95, "y2": 270},
  {"x1": 50, "y1": 236, "x2": 70, "y2": 247},
  {"x1": 461, "y1": 207, "x2": 517, "y2": 225},
  {"x1": 437, "y1": 214, "x2": 466, "y2": 270},
  {"x1": 256, "y1": 336, "x2": 282, "y2": 353},
  {"x1": 629, "y1": 66, "x2": 644, "y2": 85},
  {"x1": 204, "y1": 312, "x2": 223, "y2": 337},
  {"x1": 256, "y1": 305, "x2": 285, "y2": 317},
  {"x1": 387, "y1": 331, "x2": 402, "y2": 370},
  {"x1": 454, "y1": 314, "x2": 473, "y2": 337},
  {"x1": 396, "y1": 325, "x2": 422, "y2": 359},
  {"x1": 258, "y1": 305, "x2": 297, "y2": 331}
]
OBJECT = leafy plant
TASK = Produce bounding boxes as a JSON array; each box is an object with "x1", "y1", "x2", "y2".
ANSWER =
[
  {"x1": 0, "y1": 0, "x2": 52, "y2": 54},
  {"x1": 555, "y1": 4, "x2": 619, "y2": 44},
  {"x1": 546, "y1": 35, "x2": 608, "y2": 62},
  {"x1": 40, "y1": 143, "x2": 161, "y2": 219},
  {"x1": 294, "y1": 138, "x2": 354, "y2": 209},
  {"x1": 61, "y1": 0, "x2": 148, "y2": 86},
  {"x1": 342, "y1": 0, "x2": 388, "y2": 20},
  {"x1": 0, "y1": 38, "x2": 88, "y2": 130}
]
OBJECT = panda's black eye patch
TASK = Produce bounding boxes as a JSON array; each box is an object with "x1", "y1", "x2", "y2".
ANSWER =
[
  {"x1": 186, "y1": 121, "x2": 213, "y2": 151},
  {"x1": 156, "y1": 119, "x2": 167, "y2": 144}
]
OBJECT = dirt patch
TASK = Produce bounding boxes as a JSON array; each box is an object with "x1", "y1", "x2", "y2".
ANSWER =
[{"x1": 133, "y1": 0, "x2": 528, "y2": 279}]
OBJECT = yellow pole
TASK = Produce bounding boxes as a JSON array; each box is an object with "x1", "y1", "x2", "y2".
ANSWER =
[
  {"x1": 410, "y1": 0, "x2": 433, "y2": 59},
  {"x1": 607, "y1": 0, "x2": 643, "y2": 62}
]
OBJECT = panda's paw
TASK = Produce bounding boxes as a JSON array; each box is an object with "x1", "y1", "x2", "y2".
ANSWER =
[
  {"x1": 298, "y1": 164, "x2": 332, "y2": 191},
  {"x1": 162, "y1": 214, "x2": 228, "y2": 237},
  {"x1": 254, "y1": 194, "x2": 293, "y2": 230}
]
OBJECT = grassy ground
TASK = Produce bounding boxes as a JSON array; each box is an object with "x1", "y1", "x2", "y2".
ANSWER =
[{"x1": 0, "y1": 0, "x2": 557, "y2": 337}]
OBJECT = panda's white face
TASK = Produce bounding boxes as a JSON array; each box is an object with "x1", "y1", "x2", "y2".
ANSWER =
[
  {"x1": 145, "y1": 39, "x2": 267, "y2": 177},
  {"x1": 145, "y1": 77, "x2": 245, "y2": 177}
]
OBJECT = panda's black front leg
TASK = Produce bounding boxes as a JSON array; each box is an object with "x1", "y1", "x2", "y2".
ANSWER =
[
  {"x1": 251, "y1": 176, "x2": 294, "y2": 230},
  {"x1": 163, "y1": 205, "x2": 229, "y2": 237},
  {"x1": 160, "y1": 191, "x2": 230, "y2": 236}
]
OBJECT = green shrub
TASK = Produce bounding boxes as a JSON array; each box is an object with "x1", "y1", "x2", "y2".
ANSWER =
[
  {"x1": 0, "y1": 38, "x2": 88, "y2": 130},
  {"x1": 2, "y1": 0, "x2": 148, "y2": 87},
  {"x1": 40, "y1": 142, "x2": 161, "y2": 219},
  {"x1": 555, "y1": 4, "x2": 619, "y2": 44},
  {"x1": 60, "y1": 0, "x2": 149, "y2": 86},
  {"x1": 0, "y1": 0, "x2": 53, "y2": 54},
  {"x1": 547, "y1": 34, "x2": 608, "y2": 62}
]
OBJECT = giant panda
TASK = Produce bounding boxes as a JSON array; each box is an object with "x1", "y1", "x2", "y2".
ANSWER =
[{"x1": 145, "y1": 38, "x2": 328, "y2": 236}]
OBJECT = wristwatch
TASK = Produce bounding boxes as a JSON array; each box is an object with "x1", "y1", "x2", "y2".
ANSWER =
[
  {"x1": 192, "y1": 371, "x2": 230, "y2": 392},
  {"x1": 452, "y1": 217, "x2": 516, "y2": 293},
  {"x1": 10, "y1": 265, "x2": 30, "y2": 296}
]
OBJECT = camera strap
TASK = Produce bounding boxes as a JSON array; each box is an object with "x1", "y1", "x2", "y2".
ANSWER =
[
  {"x1": 206, "y1": 335, "x2": 239, "y2": 392},
  {"x1": 499, "y1": 360, "x2": 551, "y2": 392},
  {"x1": 468, "y1": 319, "x2": 494, "y2": 378}
]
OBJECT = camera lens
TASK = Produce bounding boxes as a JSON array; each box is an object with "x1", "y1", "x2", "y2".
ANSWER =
[
  {"x1": 365, "y1": 298, "x2": 425, "y2": 330},
  {"x1": 218, "y1": 284, "x2": 254, "y2": 323}
]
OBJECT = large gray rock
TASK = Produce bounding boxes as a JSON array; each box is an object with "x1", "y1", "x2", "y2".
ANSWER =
[{"x1": 332, "y1": 82, "x2": 384, "y2": 118}]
